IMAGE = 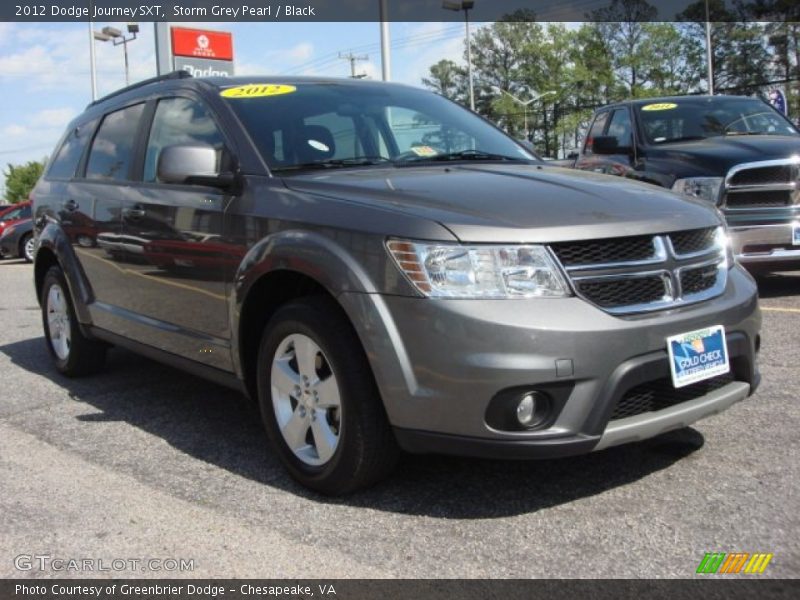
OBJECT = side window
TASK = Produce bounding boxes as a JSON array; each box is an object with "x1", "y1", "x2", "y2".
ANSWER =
[
  {"x1": 85, "y1": 104, "x2": 145, "y2": 181},
  {"x1": 144, "y1": 97, "x2": 226, "y2": 183},
  {"x1": 606, "y1": 109, "x2": 633, "y2": 148},
  {"x1": 47, "y1": 120, "x2": 96, "y2": 180},
  {"x1": 20, "y1": 204, "x2": 32, "y2": 219},
  {"x1": 584, "y1": 111, "x2": 609, "y2": 155}
]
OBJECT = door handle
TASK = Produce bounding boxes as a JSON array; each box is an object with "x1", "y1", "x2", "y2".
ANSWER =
[
  {"x1": 62, "y1": 199, "x2": 79, "y2": 212},
  {"x1": 123, "y1": 206, "x2": 146, "y2": 219}
]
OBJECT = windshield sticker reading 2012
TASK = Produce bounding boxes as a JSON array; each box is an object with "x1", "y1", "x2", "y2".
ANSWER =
[{"x1": 221, "y1": 85, "x2": 297, "y2": 99}]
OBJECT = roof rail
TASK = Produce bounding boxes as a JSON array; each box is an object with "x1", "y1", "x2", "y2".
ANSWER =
[{"x1": 87, "y1": 70, "x2": 193, "y2": 108}]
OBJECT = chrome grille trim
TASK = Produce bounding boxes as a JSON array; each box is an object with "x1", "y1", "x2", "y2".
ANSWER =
[
  {"x1": 723, "y1": 157, "x2": 800, "y2": 211},
  {"x1": 553, "y1": 229, "x2": 727, "y2": 315}
]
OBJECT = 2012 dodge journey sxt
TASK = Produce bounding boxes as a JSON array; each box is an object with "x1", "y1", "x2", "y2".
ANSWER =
[{"x1": 32, "y1": 72, "x2": 761, "y2": 494}]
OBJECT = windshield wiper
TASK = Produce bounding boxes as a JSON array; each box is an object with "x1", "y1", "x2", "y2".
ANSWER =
[
  {"x1": 725, "y1": 131, "x2": 770, "y2": 136},
  {"x1": 653, "y1": 135, "x2": 708, "y2": 144},
  {"x1": 397, "y1": 149, "x2": 529, "y2": 164},
  {"x1": 272, "y1": 156, "x2": 394, "y2": 172}
]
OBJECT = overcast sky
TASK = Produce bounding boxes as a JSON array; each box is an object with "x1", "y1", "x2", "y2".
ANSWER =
[{"x1": 0, "y1": 20, "x2": 470, "y2": 194}]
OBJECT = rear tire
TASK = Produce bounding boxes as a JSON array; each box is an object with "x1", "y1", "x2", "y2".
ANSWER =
[
  {"x1": 21, "y1": 233, "x2": 35, "y2": 263},
  {"x1": 41, "y1": 266, "x2": 107, "y2": 376},
  {"x1": 257, "y1": 296, "x2": 399, "y2": 495}
]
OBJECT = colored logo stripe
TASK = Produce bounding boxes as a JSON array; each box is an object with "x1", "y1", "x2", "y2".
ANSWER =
[{"x1": 697, "y1": 552, "x2": 773, "y2": 574}]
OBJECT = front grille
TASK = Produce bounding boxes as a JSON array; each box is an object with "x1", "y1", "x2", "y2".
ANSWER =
[
  {"x1": 725, "y1": 190, "x2": 791, "y2": 208},
  {"x1": 576, "y1": 276, "x2": 665, "y2": 309},
  {"x1": 551, "y1": 235, "x2": 654, "y2": 267},
  {"x1": 610, "y1": 373, "x2": 735, "y2": 420},
  {"x1": 681, "y1": 264, "x2": 719, "y2": 295},
  {"x1": 552, "y1": 228, "x2": 727, "y2": 315},
  {"x1": 729, "y1": 165, "x2": 792, "y2": 186},
  {"x1": 669, "y1": 227, "x2": 717, "y2": 255}
]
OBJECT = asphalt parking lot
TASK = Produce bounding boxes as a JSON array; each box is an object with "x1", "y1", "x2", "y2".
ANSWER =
[{"x1": 0, "y1": 258, "x2": 798, "y2": 579}]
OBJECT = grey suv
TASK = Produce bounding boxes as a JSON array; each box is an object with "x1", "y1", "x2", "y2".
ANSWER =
[{"x1": 32, "y1": 72, "x2": 761, "y2": 494}]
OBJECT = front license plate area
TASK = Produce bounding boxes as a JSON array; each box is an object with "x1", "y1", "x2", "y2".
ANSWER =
[{"x1": 667, "y1": 325, "x2": 730, "y2": 388}]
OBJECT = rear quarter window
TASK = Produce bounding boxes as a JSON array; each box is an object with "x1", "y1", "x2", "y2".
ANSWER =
[{"x1": 47, "y1": 120, "x2": 96, "y2": 180}]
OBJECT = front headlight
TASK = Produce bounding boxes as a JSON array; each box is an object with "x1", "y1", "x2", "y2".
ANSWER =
[
  {"x1": 387, "y1": 240, "x2": 571, "y2": 298},
  {"x1": 672, "y1": 177, "x2": 723, "y2": 204}
]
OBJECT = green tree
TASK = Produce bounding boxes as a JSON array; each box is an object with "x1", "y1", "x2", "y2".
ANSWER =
[
  {"x1": 422, "y1": 59, "x2": 467, "y2": 103},
  {"x1": 679, "y1": 0, "x2": 771, "y2": 94},
  {"x1": 590, "y1": 0, "x2": 659, "y2": 97},
  {"x1": 4, "y1": 160, "x2": 45, "y2": 203}
]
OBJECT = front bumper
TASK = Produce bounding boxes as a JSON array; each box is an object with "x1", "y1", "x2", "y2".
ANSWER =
[
  {"x1": 341, "y1": 265, "x2": 761, "y2": 458},
  {"x1": 728, "y1": 223, "x2": 800, "y2": 267}
]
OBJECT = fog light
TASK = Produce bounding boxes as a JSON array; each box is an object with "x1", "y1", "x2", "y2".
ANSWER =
[{"x1": 516, "y1": 393, "x2": 537, "y2": 426}]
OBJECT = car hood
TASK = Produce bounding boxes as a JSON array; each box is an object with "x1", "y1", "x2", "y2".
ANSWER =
[
  {"x1": 646, "y1": 135, "x2": 800, "y2": 176},
  {"x1": 281, "y1": 164, "x2": 720, "y2": 243}
]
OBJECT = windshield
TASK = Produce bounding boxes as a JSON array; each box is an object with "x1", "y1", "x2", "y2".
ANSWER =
[
  {"x1": 222, "y1": 82, "x2": 536, "y2": 171},
  {"x1": 636, "y1": 97, "x2": 799, "y2": 144}
]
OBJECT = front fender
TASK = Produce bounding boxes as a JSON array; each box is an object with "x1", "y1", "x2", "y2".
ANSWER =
[
  {"x1": 234, "y1": 229, "x2": 386, "y2": 300},
  {"x1": 36, "y1": 219, "x2": 94, "y2": 325}
]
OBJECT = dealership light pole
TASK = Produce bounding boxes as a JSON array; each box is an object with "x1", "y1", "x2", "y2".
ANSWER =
[
  {"x1": 88, "y1": 20, "x2": 98, "y2": 101},
  {"x1": 380, "y1": 0, "x2": 391, "y2": 81},
  {"x1": 443, "y1": 0, "x2": 475, "y2": 111},
  {"x1": 94, "y1": 23, "x2": 140, "y2": 87},
  {"x1": 705, "y1": 0, "x2": 714, "y2": 94}
]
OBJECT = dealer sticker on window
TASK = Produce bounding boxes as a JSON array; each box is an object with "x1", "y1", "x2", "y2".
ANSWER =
[
  {"x1": 667, "y1": 325, "x2": 729, "y2": 388},
  {"x1": 792, "y1": 222, "x2": 800, "y2": 246}
]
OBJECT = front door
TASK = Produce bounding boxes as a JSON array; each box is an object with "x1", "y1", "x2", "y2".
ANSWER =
[{"x1": 115, "y1": 96, "x2": 234, "y2": 370}]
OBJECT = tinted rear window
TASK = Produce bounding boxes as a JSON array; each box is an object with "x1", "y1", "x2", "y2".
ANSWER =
[{"x1": 85, "y1": 104, "x2": 145, "y2": 181}]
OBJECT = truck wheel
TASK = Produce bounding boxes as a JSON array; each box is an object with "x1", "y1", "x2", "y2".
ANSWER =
[
  {"x1": 21, "y1": 233, "x2": 35, "y2": 263},
  {"x1": 257, "y1": 296, "x2": 399, "y2": 495},
  {"x1": 41, "y1": 266, "x2": 107, "y2": 376}
]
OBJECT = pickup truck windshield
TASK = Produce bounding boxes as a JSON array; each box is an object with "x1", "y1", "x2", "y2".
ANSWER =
[
  {"x1": 636, "y1": 97, "x2": 799, "y2": 144},
  {"x1": 222, "y1": 82, "x2": 536, "y2": 171}
]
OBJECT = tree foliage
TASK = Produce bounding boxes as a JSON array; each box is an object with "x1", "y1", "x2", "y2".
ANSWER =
[
  {"x1": 3, "y1": 160, "x2": 45, "y2": 203},
  {"x1": 421, "y1": 2, "x2": 797, "y2": 157}
]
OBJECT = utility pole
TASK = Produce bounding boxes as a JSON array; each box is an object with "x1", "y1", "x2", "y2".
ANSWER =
[{"x1": 339, "y1": 52, "x2": 369, "y2": 79}]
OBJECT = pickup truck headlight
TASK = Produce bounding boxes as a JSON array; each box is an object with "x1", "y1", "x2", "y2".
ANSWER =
[
  {"x1": 387, "y1": 240, "x2": 571, "y2": 298},
  {"x1": 672, "y1": 177, "x2": 723, "y2": 204}
]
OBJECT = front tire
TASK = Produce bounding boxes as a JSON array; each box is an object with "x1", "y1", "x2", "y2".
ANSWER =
[
  {"x1": 257, "y1": 297, "x2": 399, "y2": 495},
  {"x1": 41, "y1": 266, "x2": 107, "y2": 376}
]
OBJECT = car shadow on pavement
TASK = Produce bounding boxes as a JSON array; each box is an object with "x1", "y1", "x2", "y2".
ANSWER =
[
  {"x1": 755, "y1": 271, "x2": 800, "y2": 299},
  {"x1": 1, "y1": 336, "x2": 705, "y2": 519}
]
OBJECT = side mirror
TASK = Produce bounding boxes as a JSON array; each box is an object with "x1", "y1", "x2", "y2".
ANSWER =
[
  {"x1": 591, "y1": 136, "x2": 632, "y2": 156},
  {"x1": 157, "y1": 144, "x2": 235, "y2": 188}
]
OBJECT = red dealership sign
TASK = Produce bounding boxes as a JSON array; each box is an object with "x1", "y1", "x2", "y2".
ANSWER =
[{"x1": 171, "y1": 27, "x2": 233, "y2": 61}]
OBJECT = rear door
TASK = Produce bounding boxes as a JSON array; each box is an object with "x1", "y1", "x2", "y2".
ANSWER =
[
  {"x1": 69, "y1": 102, "x2": 146, "y2": 332},
  {"x1": 114, "y1": 95, "x2": 233, "y2": 370}
]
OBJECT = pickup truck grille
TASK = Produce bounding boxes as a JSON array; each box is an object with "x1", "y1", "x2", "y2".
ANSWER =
[
  {"x1": 723, "y1": 159, "x2": 799, "y2": 210},
  {"x1": 551, "y1": 227, "x2": 727, "y2": 315}
]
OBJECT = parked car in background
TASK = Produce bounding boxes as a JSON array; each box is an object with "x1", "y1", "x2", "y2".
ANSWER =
[
  {"x1": 0, "y1": 201, "x2": 32, "y2": 237},
  {"x1": 32, "y1": 73, "x2": 760, "y2": 494},
  {"x1": 566, "y1": 96, "x2": 800, "y2": 273},
  {"x1": 0, "y1": 218, "x2": 34, "y2": 262}
]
